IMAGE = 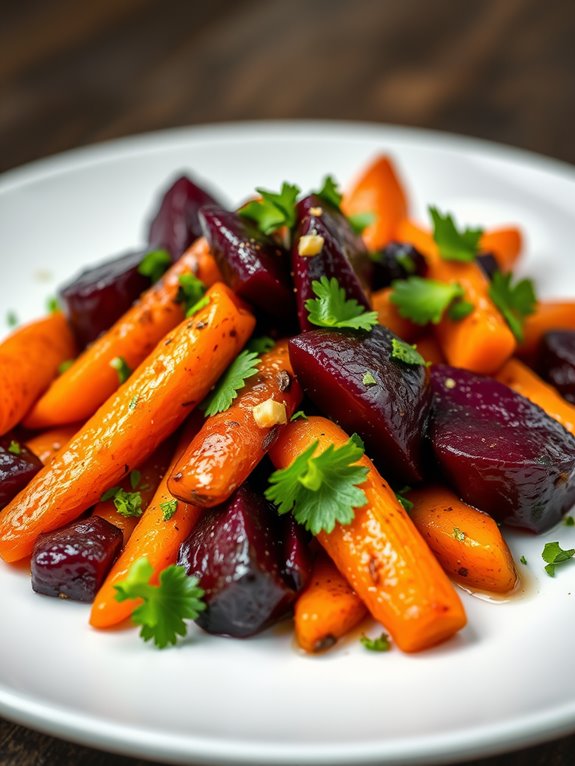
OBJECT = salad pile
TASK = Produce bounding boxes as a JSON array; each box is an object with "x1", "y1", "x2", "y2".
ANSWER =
[{"x1": 1, "y1": 155, "x2": 575, "y2": 654}]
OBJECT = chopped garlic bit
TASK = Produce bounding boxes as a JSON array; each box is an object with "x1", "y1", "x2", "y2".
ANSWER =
[
  {"x1": 252, "y1": 399, "x2": 288, "y2": 428},
  {"x1": 309, "y1": 206, "x2": 323, "y2": 216},
  {"x1": 444, "y1": 377, "x2": 456, "y2": 389},
  {"x1": 298, "y1": 234, "x2": 324, "y2": 257}
]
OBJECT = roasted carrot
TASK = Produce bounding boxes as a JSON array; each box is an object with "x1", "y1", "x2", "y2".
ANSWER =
[
  {"x1": 395, "y1": 219, "x2": 516, "y2": 374},
  {"x1": 408, "y1": 485, "x2": 518, "y2": 594},
  {"x1": 24, "y1": 237, "x2": 222, "y2": 428},
  {"x1": 415, "y1": 335, "x2": 446, "y2": 366},
  {"x1": 518, "y1": 300, "x2": 575, "y2": 362},
  {"x1": 25, "y1": 424, "x2": 80, "y2": 465},
  {"x1": 496, "y1": 358, "x2": 575, "y2": 436},
  {"x1": 372, "y1": 288, "x2": 421, "y2": 342},
  {"x1": 342, "y1": 155, "x2": 408, "y2": 250},
  {"x1": 0, "y1": 312, "x2": 75, "y2": 436},
  {"x1": 480, "y1": 227, "x2": 522, "y2": 272},
  {"x1": 90, "y1": 418, "x2": 204, "y2": 629},
  {"x1": 295, "y1": 552, "x2": 367, "y2": 653},
  {"x1": 168, "y1": 340, "x2": 302, "y2": 507},
  {"x1": 0, "y1": 283, "x2": 255, "y2": 563},
  {"x1": 269, "y1": 417, "x2": 466, "y2": 653}
]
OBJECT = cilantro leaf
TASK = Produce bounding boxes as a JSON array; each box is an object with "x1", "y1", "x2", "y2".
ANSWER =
[
  {"x1": 360, "y1": 632, "x2": 391, "y2": 652},
  {"x1": 248, "y1": 336, "x2": 275, "y2": 354},
  {"x1": 390, "y1": 338, "x2": 426, "y2": 366},
  {"x1": 138, "y1": 249, "x2": 171, "y2": 283},
  {"x1": 202, "y1": 349, "x2": 261, "y2": 416},
  {"x1": 290, "y1": 410, "x2": 308, "y2": 421},
  {"x1": 161, "y1": 499, "x2": 178, "y2": 521},
  {"x1": 565, "y1": 516, "x2": 575, "y2": 527},
  {"x1": 239, "y1": 182, "x2": 300, "y2": 235},
  {"x1": 6, "y1": 311, "x2": 18, "y2": 328},
  {"x1": 114, "y1": 557, "x2": 205, "y2": 649},
  {"x1": 362, "y1": 371, "x2": 377, "y2": 386},
  {"x1": 542, "y1": 541, "x2": 575, "y2": 577},
  {"x1": 129, "y1": 470, "x2": 141, "y2": 490},
  {"x1": 395, "y1": 486, "x2": 413, "y2": 512},
  {"x1": 348, "y1": 211, "x2": 376, "y2": 235},
  {"x1": 447, "y1": 299, "x2": 474, "y2": 321},
  {"x1": 390, "y1": 277, "x2": 468, "y2": 325},
  {"x1": 46, "y1": 296, "x2": 60, "y2": 314},
  {"x1": 58, "y1": 359, "x2": 74, "y2": 375},
  {"x1": 488, "y1": 271, "x2": 537, "y2": 343},
  {"x1": 110, "y1": 356, "x2": 132, "y2": 384},
  {"x1": 305, "y1": 277, "x2": 378, "y2": 331},
  {"x1": 265, "y1": 437, "x2": 368, "y2": 535},
  {"x1": 520, "y1": 555, "x2": 528, "y2": 565},
  {"x1": 429, "y1": 207, "x2": 483, "y2": 262},
  {"x1": 101, "y1": 486, "x2": 143, "y2": 518},
  {"x1": 314, "y1": 175, "x2": 342, "y2": 209},
  {"x1": 176, "y1": 274, "x2": 206, "y2": 316},
  {"x1": 8, "y1": 440, "x2": 21, "y2": 456}
]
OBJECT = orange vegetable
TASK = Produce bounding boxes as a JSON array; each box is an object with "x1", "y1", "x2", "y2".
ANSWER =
[
  {"x1": 24, "y1": 238, "x2": 222, "y2": 429},
  {"x1": 342, "y1": 155, "x2": 408, "y2": 250},
  {"x1": 408, "y1": 485, "x2": 518, "y2": 594},
  {"x1": 295, "y1": 552, "x2": 367, "y2": 653},
  {"x1": 415, "y1": 335, "x2": 445, "y2": 366},
  {"x1": 0, "y1": 312, "x2": 75, "y2": 436},
  {"x1": 395, "y1": 219, "x2": 516, "y2": 374},
  {"x1": 480, "y1": 227, "x2": 522, "y2": 272},
  {"x1": 518, "y1": 301, "x2": 575, "y2": 362},
  {"x1": 372, "y1": 288, "x2": 421, "y2": 342},
  {"x1": 168, "y1": 340, "x2": 302, "y2": 507},
  {"x1": 0, "y1": 284, "x2": 255, "y2": 563},
  {"x1": 268, "y1": 417, "x2": 466, "y2": 653},
  {"x1": 90, "y1": 418, "x2": 204, "y2": 629},
  {"x1": 25, "y1": 425, "x2": 80, "y2": 465},
  {"x1": 496, "y1": 358, "x2": 575, "y2": 436}
]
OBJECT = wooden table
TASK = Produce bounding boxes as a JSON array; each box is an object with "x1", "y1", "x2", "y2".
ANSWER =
[{"x1": 1, "y1": 0, "x2": 574, "y2": 764}]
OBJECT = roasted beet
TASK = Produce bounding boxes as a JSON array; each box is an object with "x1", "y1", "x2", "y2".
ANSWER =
[
  {"x1": 293, "y1": 195, "x2": 372, "y2": 331},
  {"x1": 280, "y1": 515, "x2": 312, "y2": 592},
  {"x1": 0, "y1": 436, "x2": 42, "y2": 510},
  {"x1": 59, "y1": 249, "x2": 152, "y2": 347},
  {"x1": 178, "y1": 484, "x2": 295, "y2": 637},
  {"x1": 429, "y1": 365, "x2": 575, "y2": 533},
  {"x1": 476, "y1": 252, "x2": 500, "y2": 281},
  {"x1": 289, "y1": 326, "x2": 431, "y2": 484},
  {"x1": 538, "y1": 331, "x2": 575, "y2": 404},
  {"x1": 370, "y1": 242, "x2": 427, "y2": 290},
  {"x1": 199, "y1": 205, "x2": 294, "y2": 322},
  {"x1": 31, "y1": 516, "x2": 123, "y2": 602},
  {"x1": 147, "y1": 174, "x2": 221, "y2": 259}
]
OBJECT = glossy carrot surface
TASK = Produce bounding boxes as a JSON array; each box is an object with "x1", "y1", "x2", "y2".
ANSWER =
[{"x1": 25, "y1": 424, "x2": 80, "y2": 465}]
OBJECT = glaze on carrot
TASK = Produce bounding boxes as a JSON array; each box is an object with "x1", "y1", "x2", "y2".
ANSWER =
[
  {"x1": 269, "y1": 416, "x2": 467, "y2": 653},
  {"x1": 24, "y1": 237, "x2": 222, "y2": 428},
  {"x1": 0, "y1": 283, "x2": 255, "y2": 563},
  {"x1": 518, "y1": 301, "x2": 575, "y2": 362},
  {"x1": 0, "y1": 313, "x2": 75, "y2": 436},
  {"x1": 25, "y1": 425, "x2": 80, "y2": 466},
  {"x1": 480, "y1": 227, "x2": 522, "y2": 272},
  {"x1": 372, "y1": 288, "x2": 421, "y2": 342}
]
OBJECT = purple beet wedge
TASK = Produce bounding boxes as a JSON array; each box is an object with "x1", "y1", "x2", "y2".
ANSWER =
[
  {"x1": 177, "y1": 484, "x2": 295, "y2": 637},
  {"x1": 370, "y1": 241, "x2": 427, "y2": 290},
  {"x1": 59, "y1": 249, "x2": 154, "y2": 348},
  {"x1": 429, "y1": 365, "x2": 575, "y2": 533},
  {"x1": 280, "y1": 515, "x2": 312, "y2": 592},
  {"x1": 31, "y1": 516, "x2": 123, "y2": 602},
  {"x1": 538, "y1": 331, "x2": 575, "y2": 404},
  {"x1": 476, "y1": 252, "x2": 500, "y2": 281},
  {"x1": 147, "y1": 174, "x2": 221, "y2": 259},
  {"x1": 293, "y1": 195, "x2": 372, "y2": 331},
  {"x1": 0, "y1": 436, "x2": 42, "y2": 510},
  {"x1": 289, "y1": 326, "x2": 431, "y2": 484},
  {"x1": 199, "y1": 205, "x2": 294, "y2": 323}
]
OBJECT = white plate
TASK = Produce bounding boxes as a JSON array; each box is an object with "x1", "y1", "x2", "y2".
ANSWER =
[{"x1": 1, "y1": 121, "x2": 575, "y2": 766}]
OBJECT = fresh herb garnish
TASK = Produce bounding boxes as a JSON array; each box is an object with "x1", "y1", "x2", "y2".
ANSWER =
[
  {"x1": 265, "y1": 436, "x2": 368, "y2": 535},
  {"x1": 58, "y1": 359, "x2": 74, "y2": 375},
  {"x1": 488, "y1": 271, "x2": 537, "y2": 343},
  {"x1": 314, "y1": 175, "x2": 342, "y2": 209},
  {"x1": 110, "y1": 356, "x2": 132, "y2": 384},
  {"x1": 187, "y1": 294, "x2": 210, "y2": 317},
  {"x1": 129, "y1": 470, "x2": 142, "y2": 490},
  {"x1": 453, "y1": 527, "x2": 466, "y2": 542},
  {"x1": 177, "y1": 274, "x2": 206, "y2": 316},
  {"x1": 390, "y1": 338, "x2": 426, "y2": 367},
  {"x1": 542, "y1": 541, "x2": 575, "y2": 577},
  {"x1": 7, "y1": 440, "x2": 21, "y2": 456},
  {"x1": 564, "y1": 516, "x2": 575, "y2": 527},
  {"x1": 100, "y1": 486, "x2": 144, "y2": 518},
  {"x1": 248, "y1": 336, "x2": 275, "y2": 354},
  {"x1": 429, "y1": 207, "x2": 483, "y2": 263},
  {"x1": 290, "y1": 410, "x2": 308, "y2": 421},
  {"x1": 305, "y1": 276, "x2": 378, "y2": 331},
  {"x1": 348, "y1": 211, "x2": 376, "y2": 235},
  {"x1": 46, "y1": 296, "x2": 60, "y2": 313},
  {"x1": 6, "y1": 311, "x2": 18, "y2": 328},
  {"x1": 360, "y1": 632, "x2": 391, "y2": 652},
  {"x1": 520, "y1": 555, "x2": 528, "y2": 565},
  {"x1": 138, "y1": 249, "x2": 171, "y2": 283},
  {"x1": 114, "y1": 557, "x2": 205, "y2": 649},
  {"x1": 395, "y1": 486, "x2": 413, "y2": 512},
  {"x1": 202, "y1": 349, "x2": 261, "y2": 416},
  {"x1": 239, "y1": 182, "x2": 300, "y2": 235},
  {"x1": 160, "y1": 499, "x2": 178, "y2": 521},
  {"x1": 390, "y1": 277, "x2": 470, "y2": 325},
  {"x1": 362, "y1": 371, "x2": 377, "y2": 386}
]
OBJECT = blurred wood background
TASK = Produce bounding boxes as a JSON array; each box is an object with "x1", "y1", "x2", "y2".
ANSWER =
[{"x1": 1, "y1": 0, "x2": 575, "y2": 764}]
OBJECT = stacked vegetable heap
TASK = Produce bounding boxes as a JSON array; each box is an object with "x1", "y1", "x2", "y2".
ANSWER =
[{"x1": 1, "y1": 156, "x2": 575, "y2": 654}]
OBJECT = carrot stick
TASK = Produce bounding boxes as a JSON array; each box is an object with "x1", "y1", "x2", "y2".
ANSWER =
[
  {"x1": 25, "y1": 424, "x2": 80, "y2": 465},
  {"x1": 295, "y1": 552, "x2": 367, "y2": 653},
  {"x1": 268, "y1": 416, "x2": 466, "y2": 653},
  {"x1": 0, "y1": 283, "x2": 255, "y2": 563},
  {"x1": 168, "y1": 340, "x2": 303, "y2": 507},
  {"x1": 24, "y1": 237, "x2": 222, "y2": 429},
  {"x1": 342, "y1": 155, "x2": 408, "y2": 250},
  {"x1": 415, "y1": 335, "x2": 446, "y2": 366},
  {"x1": 372, "y1": 288, "x2": 422, "y2": 342},
  {"x1": 496, "y1": 358, "x2": 575, "y2": 436},
  {"x1": 395, "y1": 219, "x2": 516, "y2": 374},
  {"x1": 408, "y1": 485, "x2": 518, "y2": 594},
  {"x1": 518, "y1": 301, "x2": 575, "y2": 362},
  {"x1": 480, "y1": 227, "x2": 522, "y2": 272},
  {"x1": 0, "y1": 312, "x2": 75, "y2": 436},
  {"x1": 90, "y1": 418, "x2": 204, "y2": 629}
]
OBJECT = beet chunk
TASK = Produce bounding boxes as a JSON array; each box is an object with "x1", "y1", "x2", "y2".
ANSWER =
[
  {"x1": 59, "y1": 249, "x2": 153, "y2": 348},
  {"x1": 177, "y1": 484, "x2": 295, "y2": 637},
  {"x1": 147, "y1": 174, "x2": 221, "y2": 259},
  {"x1": 199, "y1": 205, "x2": 294, "y2": 322},
  {"x1": 293, "y1": 195, "x2": 372, "y2": 331},
  {"x1": 31, "y1": 516, "x2": 123, "y2": 602},
  {"x1": 289, "y1": 326, "x2": 431, "y2": 484},
  {"x1": 538, "y1": 331, "x2": 575, "y2": 404},
  {"x1": 429, "y1": 365, "x2": 575, "y2": 533},
  {"x1": 476, "y1": 252, "x2": 500, "y2": 281},
  {"x1": 0, "y1": 436, "x2": 42, "y2": 510},
  {"x1": 370, "y1": 242, "x2": 427, "y2": 290},
  {"x1": 280, "y1": 515, "x2": 312, "y2": 592}
]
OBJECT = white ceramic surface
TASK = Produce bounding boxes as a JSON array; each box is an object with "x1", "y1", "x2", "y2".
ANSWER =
[{"x1": 1, "y1": 121, "x2": 575, "y2": 766}]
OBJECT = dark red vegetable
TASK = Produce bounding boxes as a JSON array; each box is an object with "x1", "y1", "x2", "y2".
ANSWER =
[
  {"x1": 31, "y1": 516, "x2": 123, "y2": 602},
  {"x1": 280, "y1": 515, "x2": 312, "y2": 592},
  {"x1": 538, "y1": 331, "x2": 575, "y2": 404},
  {"x1": 370, "y1": 241, "x2": 427, "y2": 290},
  {"x1": 293, "y1": 195, "x2": 372, "y2": 331},
  {"x1": 0, "y1": 436, "x2": 42, "y2": 510},
  {"x1": 289, "y1": 326, "x2": 431, "y2": 484},
  {"x1": 147, "y1": 174, "x2": 221, "y2": 259},
  {"x1": 429, "y1": 364, "x2": 575, "y2": 533},
  {"x1": 177, "y1": 484, "x2": 295, "y2": 637},
  {"x1": 476, "y1": 252, "x2": 500, "y2": 281}
]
